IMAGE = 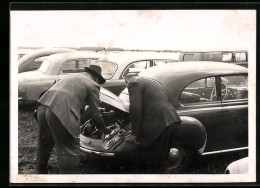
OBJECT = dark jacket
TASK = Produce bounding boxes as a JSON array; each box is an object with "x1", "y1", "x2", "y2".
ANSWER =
[
  {"x1": 38, "y1": 73, "x2": 101, "y2": 139},
  {"x1": 128, "y1": 76, "x2": 181, "y2": 147}
]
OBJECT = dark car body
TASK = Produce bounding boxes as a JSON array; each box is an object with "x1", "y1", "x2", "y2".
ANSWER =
[
  {"x1": 18, "y1": 51, "x2": 108, "y2": 101},
  {"x1": 18, "y1": 48, "x2": 76, "y2": 73},
  {"x1": 80, "y1": 61, "x2": 247, "y2": 173},
  {"x1": 179, "y1": 50, "x2": 248, "y2": 68},
  {"x1": 119, "y1": 61, "x2": 248, "y2": 154}
]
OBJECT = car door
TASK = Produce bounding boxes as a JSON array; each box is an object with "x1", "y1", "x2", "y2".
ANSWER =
[
  {"x1": 177, "y1": 76, "x2": 227, "y2": 153},
  {"x1": 219, "y1": 74, "x2": 248, "y2": 150}
]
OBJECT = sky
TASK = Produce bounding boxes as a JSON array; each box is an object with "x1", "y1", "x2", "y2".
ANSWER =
[{"x1": 11, "y1": 10, "x2": 255, "y2": 51}]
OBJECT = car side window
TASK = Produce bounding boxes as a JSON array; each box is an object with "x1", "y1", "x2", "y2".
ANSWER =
[
  {"x1": 222, "y1": 52, "x2": 233, "y2": 62},
  {"x1": 183, "y1": 54, "x2": 194, "y2": 61},
  {"x1": 153, "y1": 60, "x2": 177, "y2": 66},
  {"x1": 122, "y1": 60, "x2": 150, "y2": 78},
  {"x1": 235, "y1": 52, "x2": 247, "y2": 62},
  {"x1": 61, "y1": 59, "x2": 92, "y2": 73},
  {"x1": 220, "y1": 75, "x2": 248, "y2": 101},
  {"x1": 203, "y1": 52, "x2": 223, "y2": 61},
  {"x1": 180, "y1": 77, "x2": 217, "y2": 105}
]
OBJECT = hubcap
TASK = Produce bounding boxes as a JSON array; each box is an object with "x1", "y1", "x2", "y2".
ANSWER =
[{"x1": 168, "y1": 148, "x2": 181, "y2": 163}]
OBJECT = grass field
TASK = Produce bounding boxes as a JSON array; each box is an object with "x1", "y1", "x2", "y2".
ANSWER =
[{"x1": 18, "y1": 103, "x2": 247, "y2": 174}]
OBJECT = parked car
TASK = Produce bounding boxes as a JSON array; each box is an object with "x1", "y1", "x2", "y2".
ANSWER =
[
  {"x1": 18, "y1": 51, "x2": 108, "y2": 102},
  {"x1": 97, "y1": 51, "x2": 179, "y2": 95},
  {"x1": 18, "y1": 48, "x2": 76, "y2": 73},
  {"x1": 80, "y1": 61, "x2": 248, "y2": 173},
  {"x1": 225, "y1": 157, "x2": 248, "y2": 174},
  {"x1": 179, "y1": 50, "x2": 248, "y2": 68}
]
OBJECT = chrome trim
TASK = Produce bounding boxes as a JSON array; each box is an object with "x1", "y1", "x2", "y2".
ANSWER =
[
  {"x1": 178, "y1": 106, "x2": 223, "y2": 114},
  {"x1": 198, "y1": 134, "x2": 207, "y2": 154},
  {"x1": 80, "y1": 147, "x2": 116, "y2": 157},
  {"x1": 106, "y1": 139, "x2": 115, "y2": 147},
  {"x1": 202, "y1": 147, "x2": 248, "y2": 156},
  {"x1": 221, "y1": 104, "x2": 248, "y2": 109}
]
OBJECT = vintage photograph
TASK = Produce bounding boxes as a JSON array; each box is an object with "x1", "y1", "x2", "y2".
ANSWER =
[{"x1": 10, "y1": 9, "x2": 256, "y2": 183}]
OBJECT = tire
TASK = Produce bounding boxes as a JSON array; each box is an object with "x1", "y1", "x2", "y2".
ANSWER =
[{"x1": 165, "y1": 145, "x2": 194, "y2": 174}]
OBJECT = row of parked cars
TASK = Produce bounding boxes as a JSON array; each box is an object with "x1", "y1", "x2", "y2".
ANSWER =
[{"x1": 18, "y1": 48, "x2": 249, "y2": 174}]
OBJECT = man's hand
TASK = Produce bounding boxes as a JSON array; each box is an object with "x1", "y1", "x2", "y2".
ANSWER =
[
  {"x1": 125, "y1": 134, "x2": 140, "y2": 145},
  {"x1": 104, "y1": 126, "x2": 112, "y2": 135}
]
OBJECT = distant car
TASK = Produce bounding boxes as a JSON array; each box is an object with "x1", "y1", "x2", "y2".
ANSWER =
[
  {"x1": 98, "y1": 51, "x2": 178, "y2": 95},
  {"x1": 80, "y1": 61, "x2": 248, "y2": 173},
  {"x1": 18, "y1": 51, "x2": 109, "y2": 102},
  {"x1": 178, "y1": 50, "x2": 248, "y2": 68},
  {"x1": 18, "y1": 48, "x2": 76, "y2": 73},
  {"x1": 225, "y1": 157, "x2": 248, "y2": 174}
]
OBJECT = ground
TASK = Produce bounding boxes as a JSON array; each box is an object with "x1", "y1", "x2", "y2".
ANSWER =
[{"x1": 18, "y1": 103, "x2": 247, "y2": 174}]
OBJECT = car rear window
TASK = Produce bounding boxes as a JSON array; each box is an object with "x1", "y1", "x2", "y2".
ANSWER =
[
  {"x1": 89, "y1": 60, "x2": 118, "y2": 79},
  {"x1": 38, "y1": 60, "x2": 51, "y2": 73},
  {"x1": 61, "y1": 59, "x2": 117, "y2": 79}
]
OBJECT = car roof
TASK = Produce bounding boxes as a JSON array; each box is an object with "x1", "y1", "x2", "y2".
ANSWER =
[
  {"x1": 179, "y1": 50, "x2": 248, "y2": 53},
  {"x1": 43, "y1": 51, "x2": 106, "y2": 75},
  {"x1": 98, "y1": 51, "x2": 179, "y2": 79},
  {"x1": 139, "y1": 61, "x2": 248, "y2": 107},
  {"x1": 18, "y1": 48, "x2": 76, "y2": 64},
  {"x1": 102, "y1": 51, "x2": 178, "y2": 63}
]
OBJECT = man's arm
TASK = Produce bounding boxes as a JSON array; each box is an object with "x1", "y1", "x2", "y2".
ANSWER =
[{"x1": 87, "y1": 85, "x2": 111, "y2": 134}]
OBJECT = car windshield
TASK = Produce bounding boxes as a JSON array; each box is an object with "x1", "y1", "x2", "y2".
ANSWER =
[
  {"x1": 38, "y1": 60, "x2": 51, "y2": 73},
  {"x1": 90, "y1": 60, "x2": 117, "y2": 79}
]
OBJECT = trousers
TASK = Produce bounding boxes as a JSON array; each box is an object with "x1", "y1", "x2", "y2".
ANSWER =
[
  {"x1": 36, "y1": 104, "x2": 80, "y2": 174},
  {"x1": 141, "y1": 124, "x2": 176, "y2": 173}
]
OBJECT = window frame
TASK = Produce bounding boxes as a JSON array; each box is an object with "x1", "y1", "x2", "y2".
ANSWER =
[{"x1": 179, "y1": 76, "x2": 221, "y2": 107}]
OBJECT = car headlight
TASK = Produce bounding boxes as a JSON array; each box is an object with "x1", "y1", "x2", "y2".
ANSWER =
[{"x1": 18, "y1": 84, "x2": 27, "y2": 93}]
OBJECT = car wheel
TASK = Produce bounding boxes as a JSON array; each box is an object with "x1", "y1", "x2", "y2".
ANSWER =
[{"x1": 165, "y1": 145, "x2": 194, "y2": 174}]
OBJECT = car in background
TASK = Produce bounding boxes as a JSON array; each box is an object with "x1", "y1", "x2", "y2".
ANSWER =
[
  {"x1": 18, "y1": 48, "x2": 76, "y2": 73},
  {"x1": 97, "y1": 51, "x2": 179, "y2": 95},
  {"x1": 179, "y1": 50, "x2": 248, "y2": 68},
  {"x1": 18, "y1": 51, "x2": 108, "y2": 102},
  {"x1": 225, "y1": 157, "x2": 248, "y2": 174}
]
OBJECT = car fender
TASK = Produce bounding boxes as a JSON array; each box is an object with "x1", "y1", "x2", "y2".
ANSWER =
[
  {"x1": 171, "y1": 116, "x2": 207, "y2": 155},
  {"x1": 25, "y1": 79, "x2": 56, "y2": 101}
]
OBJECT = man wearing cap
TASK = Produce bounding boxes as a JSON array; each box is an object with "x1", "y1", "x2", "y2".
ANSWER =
[
  {"x1": 36, "y1": 65, "x2": 111, "y2": 174},
  {"x1": 124, "y1": 74, "x2": 182, "y2": 173}
]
